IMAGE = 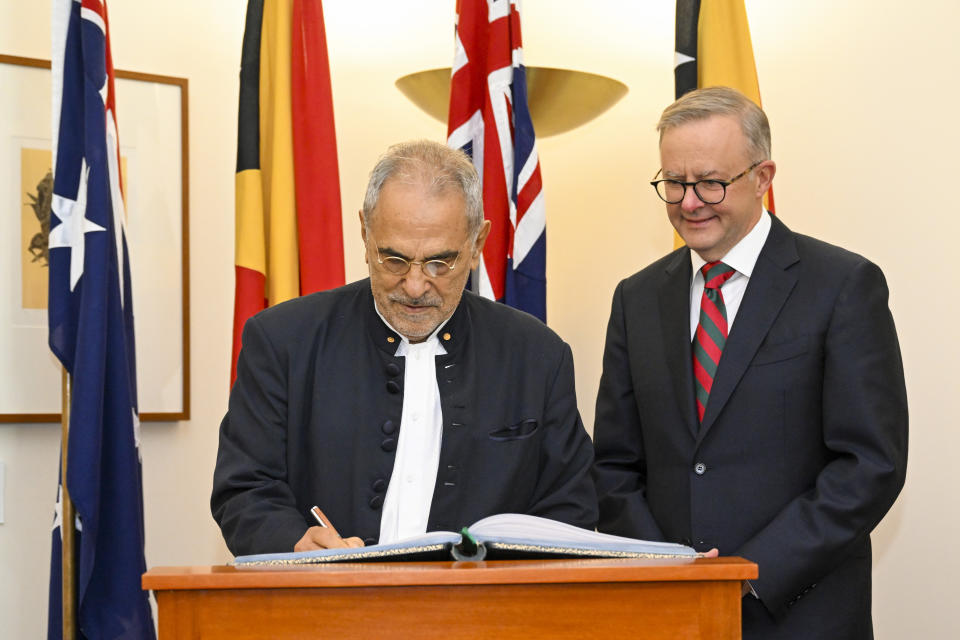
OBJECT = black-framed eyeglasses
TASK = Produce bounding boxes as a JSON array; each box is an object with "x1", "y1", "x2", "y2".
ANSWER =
[
  {"x1": 650, "y1": 161, "x2": 761, "y2": 205},
  {"x1": 368, "y1": 233, "x2": 469, "y2": 278}
]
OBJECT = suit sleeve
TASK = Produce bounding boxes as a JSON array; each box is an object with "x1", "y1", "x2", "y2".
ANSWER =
[
  {"x1": 525, "y1": 341, "x2": 599, "y2": 529},
  {"x1": 211, "y1": 315, "x2": 309, "y2": 556},
  {"x1": 737, "y1": 260, "x2": 908, "y2": 617},
  {"x1": 592, "y1": 281, "x2": 667, "y2": 541}
]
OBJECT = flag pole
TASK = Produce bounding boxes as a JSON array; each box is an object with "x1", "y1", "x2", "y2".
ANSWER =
[{"x1": 60, "y1": 366, "x2": 76, "y2": 640}]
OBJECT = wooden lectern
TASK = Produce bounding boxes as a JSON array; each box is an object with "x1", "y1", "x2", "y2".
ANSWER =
[{"x1": 143, "y1": 557, "x2": 756, "y2": 639}]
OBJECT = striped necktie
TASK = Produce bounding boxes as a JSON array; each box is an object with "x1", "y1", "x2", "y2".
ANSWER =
[{"x1": 693, "y1": 261, "x2": 736, "y2": 423}]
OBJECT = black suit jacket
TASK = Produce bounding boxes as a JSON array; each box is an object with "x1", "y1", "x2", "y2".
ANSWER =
[
  {"x1": 593, "y1": 216, "x2": 907, "y2": 639},
  {"x1": 212, "y1": 279, "x2": 597, "y2": 556}
]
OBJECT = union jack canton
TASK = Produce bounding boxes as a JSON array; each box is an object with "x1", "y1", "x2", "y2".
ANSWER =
[{"x1": 447, "y1": 0, "x2": 546, "y2": 322}]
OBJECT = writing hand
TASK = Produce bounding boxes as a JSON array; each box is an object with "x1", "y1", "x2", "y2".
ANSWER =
[{"x1": 293, "y1": 507, "x2": 365, "y2": 551}]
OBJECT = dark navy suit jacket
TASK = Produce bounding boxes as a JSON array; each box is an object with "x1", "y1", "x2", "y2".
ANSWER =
[
  {"x1": 593, "y1": 216, "x2": 907, "y2": 639},
  {"x1": 213, "y1": 279, "x2": 598, "y2": 556}
]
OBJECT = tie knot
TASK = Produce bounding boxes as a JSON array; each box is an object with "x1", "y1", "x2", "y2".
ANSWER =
[{"x1": 702, "y1": 261, "x2": 735, "y2": 290}]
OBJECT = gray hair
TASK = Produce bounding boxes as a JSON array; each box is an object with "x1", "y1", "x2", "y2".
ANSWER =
[
  {"x1": 362, "y1": 140, "x2": 483, "y2": 237},
  {"x1": 657, "y1": 86, "x2": 771, "y2": 162}
]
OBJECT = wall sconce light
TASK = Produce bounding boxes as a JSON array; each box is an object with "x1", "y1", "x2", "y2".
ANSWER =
[{"x1": 396, "y1": 67, "x2": 628, "y2": 138}]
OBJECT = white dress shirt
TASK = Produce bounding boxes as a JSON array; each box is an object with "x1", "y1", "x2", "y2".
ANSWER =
[
  {"x1": 374, "y1": 309, "x2": 449, "y2": 544},
  {"x1": 688, "y1": 210, "x2": 770, "y2": 598},
  {"x1": 689, "y1": 210, "x2": 772, "y2": 340}
]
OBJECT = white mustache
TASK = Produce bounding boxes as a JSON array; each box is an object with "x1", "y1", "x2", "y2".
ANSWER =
[{"x1": 389, "y1": 293, "x2": 441, "y2": 308}]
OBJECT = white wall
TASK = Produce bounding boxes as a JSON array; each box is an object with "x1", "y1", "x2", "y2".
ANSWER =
[{"x1": 1, "y1": 1, "x2": 957, "y2": 637}]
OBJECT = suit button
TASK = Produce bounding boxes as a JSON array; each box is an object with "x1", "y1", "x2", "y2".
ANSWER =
[
  {"x1": 381, "y1": 419, "x2": 396, "y2": 435},
  {"x1": 385, "y1": 363, "x2": 400, "y2": 377},
  {"x1": 694, "y1": 462, "x2": 707, "y2": 475},
  {"x1": 369, "y1": 495, "x2": 383, "y2": 510},
  {"x1": 372, "y1": 478, "x2": 387, "y2": 492},
  {"x1": 363, "y1": 537, "x2": 377, "y2": 546},
  {"x1": 386, "y1": 380, "x2": 401, "y2": 394},
  {"x1": 381, "y1": 438, "x2": 397, "y2": 452}
]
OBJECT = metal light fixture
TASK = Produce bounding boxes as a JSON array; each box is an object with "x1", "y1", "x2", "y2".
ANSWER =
[{"x1": 395, "y1": 67, "x2": 628, "y2": 138}]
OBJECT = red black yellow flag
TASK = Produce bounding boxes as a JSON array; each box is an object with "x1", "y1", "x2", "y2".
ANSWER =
[{"x1": 232, "y1": 0, "x2": 344, "y2": 385}]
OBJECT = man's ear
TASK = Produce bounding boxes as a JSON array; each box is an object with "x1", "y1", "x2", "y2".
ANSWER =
[
  {"x1": 469, "y1": 220, "x2": 492, "y2": 270},
  {"x1": 359, "y1": 210, "x2": 369, "y2": 264},
  {"x1": 755, "y1": 160, "x2": 777, "y2": 198}
]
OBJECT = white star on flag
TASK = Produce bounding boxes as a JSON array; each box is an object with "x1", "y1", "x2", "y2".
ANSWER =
[
  {"x1": 49, "y1": 157, "x2": 106, "y2": 291},
  {"x1": 51, "y1": 484, "x2": 83, "y2": 538},
  {"x1": 51, "y1": 485, "x2": 63, "y2": 535}
]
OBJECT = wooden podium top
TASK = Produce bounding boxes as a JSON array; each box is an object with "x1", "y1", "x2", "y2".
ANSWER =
[
  {"x1": 144, "y1": 558, "x2": 757, "y2": 639},
  {"x1": 143, "y1": 556, "x2": 757, "y2": 591}
]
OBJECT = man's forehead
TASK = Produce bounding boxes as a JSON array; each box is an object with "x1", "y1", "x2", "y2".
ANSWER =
[
  {"x1": 369, "y1": 218, "x2": 469, "y2": 258},
  {"x1": 660, "y1": 117, "x2": 749, "y2": 167},
  {"x1": 661, "y1": 114, "x2": 744, "y2": 145},
  {"x1": 375, "y1": 236, "x2": 466, "y2": 260}
]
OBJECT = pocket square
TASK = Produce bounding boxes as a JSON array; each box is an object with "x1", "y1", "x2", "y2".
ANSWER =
[{"x1": 488, "y1": 419, "x2": 539, "y2": 441}]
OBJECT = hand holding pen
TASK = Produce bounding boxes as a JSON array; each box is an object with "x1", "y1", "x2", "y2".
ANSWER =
[{"x1": 293, "y1": 505, "x2": 366, "y2": 552}]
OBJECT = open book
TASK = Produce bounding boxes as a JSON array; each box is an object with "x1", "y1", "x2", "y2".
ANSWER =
[{"x1": 233, "y1": 513, "x2": 698, "y2": 566}]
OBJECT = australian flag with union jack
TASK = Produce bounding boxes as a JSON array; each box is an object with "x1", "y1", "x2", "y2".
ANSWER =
[
  {"x1": 47, "y1": 0, "x2": 154, "y2": 637},
  {"x1": 447, "y1": 0, "x2": 546, "y2": 321}
]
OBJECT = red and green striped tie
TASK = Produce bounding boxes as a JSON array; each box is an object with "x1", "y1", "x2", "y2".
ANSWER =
[{"x1": 693, "y1": 261, "x2": 736, "y2": 422}]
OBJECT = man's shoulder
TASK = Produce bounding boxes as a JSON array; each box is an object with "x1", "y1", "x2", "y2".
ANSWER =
[
  {"x1": 461, "y1": 290, "x2": 565, "y2": 348},
  {"x1": 792, "y1": 230, "x2": 871, "y2": 267},
  {"x1": 771, "y1": 218, "x2": 882, "y2": 278},
  {"x1": 251, "y1": 279, "x2": 369, "y2": 333}
]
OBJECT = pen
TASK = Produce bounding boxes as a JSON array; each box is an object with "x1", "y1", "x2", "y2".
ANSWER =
[{"x1": 310, "y1": 505, "x2": 329, "y2": 528}]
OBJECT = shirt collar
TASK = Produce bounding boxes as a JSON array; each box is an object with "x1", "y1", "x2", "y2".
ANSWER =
[
  {"x1": 690, "y1": 209, "x2": 772, "y2": 281},
  {"x1": 373, "y1": 303, "x2": 450, "y2": 357}
]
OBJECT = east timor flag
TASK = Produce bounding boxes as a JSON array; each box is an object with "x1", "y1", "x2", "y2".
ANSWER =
[
  {"x1": 233, "y1": 0, "x2": 344, "y2": 386},
  {"x1": 675, "y1": 0, "x2": 762, "y2": 103},
  {"x1": 672, "y1": 0, "x2": 774, "y2": 248}
]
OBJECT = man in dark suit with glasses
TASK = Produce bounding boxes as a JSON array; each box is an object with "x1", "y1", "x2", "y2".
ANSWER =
[{"x1": 593, "y1": 86, "x2": 907, "y2": 639}]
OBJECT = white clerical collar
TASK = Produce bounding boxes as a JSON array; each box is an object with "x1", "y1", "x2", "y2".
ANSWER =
[
  {"x1": 373, "y1": 304, "x2": 450, "y2": 357},
  {"x1": 690, "y1": 209, "x2": 772, "y2": 281}
]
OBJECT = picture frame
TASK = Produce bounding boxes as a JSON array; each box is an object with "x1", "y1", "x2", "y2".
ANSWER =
[{"x1": 0, "y1": 54, "x2": 190, "y2": 422}]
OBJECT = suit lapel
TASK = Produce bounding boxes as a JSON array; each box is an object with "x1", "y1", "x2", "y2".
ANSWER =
[
  {"x1": 658, "y1": 249, "x2": 699, "y2": 439},
  {"x1": 697, "y1": 216, "x2": 800, "y2": 442}
]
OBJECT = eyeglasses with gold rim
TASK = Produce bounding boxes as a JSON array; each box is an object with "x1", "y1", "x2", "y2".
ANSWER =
[{"x1": 368, "y1": 233, "x2": 471, "y2": 278}]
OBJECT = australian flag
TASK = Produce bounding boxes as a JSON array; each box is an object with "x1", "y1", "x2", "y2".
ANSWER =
[
  {"x1": 47, "y1": 0, "x2": 155, "y2": 637},
  {"x1": 447, "y1": 0, "x2": 546, "y2": 321}
]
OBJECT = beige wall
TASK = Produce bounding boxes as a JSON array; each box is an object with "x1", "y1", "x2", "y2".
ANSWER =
[{"x1": 1, "y1": 1, "x2": 957, "y2": 637}]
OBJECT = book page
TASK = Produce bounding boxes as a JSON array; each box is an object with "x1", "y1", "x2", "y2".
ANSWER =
[
  {"x1": 234, "y1": 530, "x2": 461, "y2": 565},
  {"x1": 467, "y1": 513, "x2": 696, "y2": 555}
]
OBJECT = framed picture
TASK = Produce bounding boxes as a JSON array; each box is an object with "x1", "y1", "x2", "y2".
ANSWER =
[{"x1": 0, "y1": 54, "x2": 190, "y2": 422}]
